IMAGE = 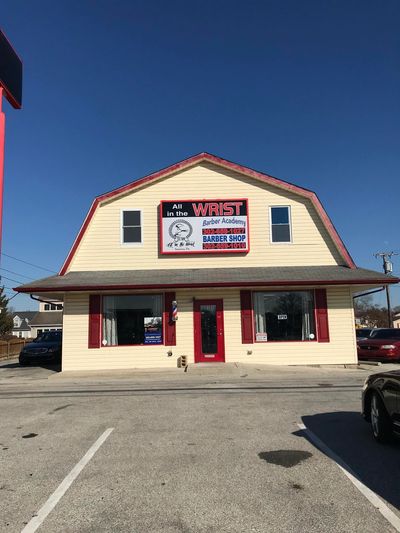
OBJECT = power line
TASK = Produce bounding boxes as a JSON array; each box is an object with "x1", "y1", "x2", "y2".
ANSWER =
[
  {"x1": 0, "y1": 267, "x2": 35, "y2": 280},
  {"x1": 1, "y1": 274, "x2": 26, "y2": 285},
  {"x1": 7, "y1": 293, "x2": 18, "y2": 301},
  {"x1": 1, "y1": 253, "x2": 57, "y2": 274}
]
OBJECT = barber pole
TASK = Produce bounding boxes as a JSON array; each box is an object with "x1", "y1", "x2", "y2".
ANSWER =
[{"x1": 171, "y1": 300, "x2": 178, "y2": 321}]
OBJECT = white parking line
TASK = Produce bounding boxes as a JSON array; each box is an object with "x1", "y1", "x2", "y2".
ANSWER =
[
  {"x1": 297, "y1": 423, "x2": 400, "y2": 532},
  {"x1": 21, "y1": 428, "x2": 114, "y2": 533}
]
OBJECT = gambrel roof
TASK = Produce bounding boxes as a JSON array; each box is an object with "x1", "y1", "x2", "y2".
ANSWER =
[{"x1": 59, "y1": 153, "x2": 356, "y2": 275}]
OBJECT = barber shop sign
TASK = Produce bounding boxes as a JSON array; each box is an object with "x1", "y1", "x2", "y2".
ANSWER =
[{"x1": 160, "y1": 199, "x2": 249, "y2": 254}]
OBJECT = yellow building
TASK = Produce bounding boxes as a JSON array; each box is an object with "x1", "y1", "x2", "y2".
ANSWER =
[{"x1": 15, "y1": 153, "x2": 399, "y2": 371}]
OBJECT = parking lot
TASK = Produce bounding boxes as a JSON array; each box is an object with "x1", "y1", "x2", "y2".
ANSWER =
[{"x1": 0, "y1": 361, "x2": 399, "y2": 533}]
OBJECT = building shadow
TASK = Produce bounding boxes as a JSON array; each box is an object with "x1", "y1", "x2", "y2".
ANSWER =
[
  {"x1": 294, "y1": 411, "x2": 400, "y2": 511},
  {"x1": 0, "y1": 360, "x2": 61, "y2": 372}
]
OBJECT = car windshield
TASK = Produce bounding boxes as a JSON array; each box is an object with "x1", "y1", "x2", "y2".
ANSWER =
[
  {"x1": 34, "y1": 332, "x2": 62, "y2": 343},
  {"x1": 356, "y1": 329, "x2": 372, "y2": 338},
  {"x1": 369, "y1": 329, "x2": 400, "y2": 339}
]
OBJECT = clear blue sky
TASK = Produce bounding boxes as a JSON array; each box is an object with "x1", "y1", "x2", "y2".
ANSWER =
[{"x1": 2, "y1": 0, "x2": 399, "y2": 311}]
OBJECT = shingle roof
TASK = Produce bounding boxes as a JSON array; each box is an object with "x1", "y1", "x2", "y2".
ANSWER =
[
  {"x1": 12, "y1": 320, "x2": 31, "y2": 331},
  {"x1": 29, "y1": 312, "x2": 63, "y2": 327},
  {"x1": 14, "y1": 266, "x2": 399, "y2": 293},
  {"x1": 12, "y1": 311, "x2": 36, "y2": 321}
]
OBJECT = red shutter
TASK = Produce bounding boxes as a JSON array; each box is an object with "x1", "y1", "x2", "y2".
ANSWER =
[
  {"x1": 240, "y1": 290, "x2": 254, "y2": 344},
  {"x1": 315, "y1": 289, "x2": 330, "y2": 343},
  {"x1": 88, "y1": 295, "x2": 101, "y2": 348},
  {"x1": 164, "y1": 292, "x2": 176, "y2": 346}
]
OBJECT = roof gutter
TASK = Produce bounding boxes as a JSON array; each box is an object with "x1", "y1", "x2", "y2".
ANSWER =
[
  {"x1": 30, "y1": 294, "x2": 63, "y2": 305},
  {"x1": 14, "y1": 277, "x2": 400, "y2": 293},
  {"x1": 352, "y1": 287, "x2": 385, "y2": 299}
]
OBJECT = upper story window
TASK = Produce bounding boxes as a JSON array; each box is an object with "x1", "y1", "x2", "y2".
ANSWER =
[
  {"x1": 122, "y1": 210, "x2": 142, "y2": 244},
  {"x1": 270, "y1": 206, "x2": 291, "y2": 243},
  {"x1": 44, "y1": 303, "x2": 63, "y2": 311}
]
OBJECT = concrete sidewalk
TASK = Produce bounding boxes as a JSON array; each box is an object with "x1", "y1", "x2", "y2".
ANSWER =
[{"x1": 49, "y1": 361, "x2": 366, "y2": 383}]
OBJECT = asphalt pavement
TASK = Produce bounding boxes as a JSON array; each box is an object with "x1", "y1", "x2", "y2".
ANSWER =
[{"x1": 0, "y1": 361, "x2": 399, "y2": 533}]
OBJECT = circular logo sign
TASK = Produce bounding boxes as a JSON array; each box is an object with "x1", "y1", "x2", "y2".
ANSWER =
[{"x1": 168, "y1": 220, "x2": 193, "y2": 240}]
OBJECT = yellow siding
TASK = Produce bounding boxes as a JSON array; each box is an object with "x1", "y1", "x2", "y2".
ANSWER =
[
  {"x1": 62, "y1": 287, "x2": 357, "y2": 371},
  {"x1": 67, "y1": 162, "x2": 344, "y2": 272}
]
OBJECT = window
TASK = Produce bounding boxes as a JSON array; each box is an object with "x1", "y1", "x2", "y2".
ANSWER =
[
  {"x1": 270, "y1": 206, "x2": 291, "y2": 243},
  {"x1": 44, "y1": 304, "x2": 50, "y2": 311},
  {"x1": 122, "y1": 210, "x2": 142, "y2": 244},
  {"x1": 254, "y1": 291, "x2": 315, "y2": 341},
  {"x1": 103, "y1": 295, "x2": 163, "y2": 346},
  {"x1": 370, "y1": 329, "x2": 400, "y2": 339}
]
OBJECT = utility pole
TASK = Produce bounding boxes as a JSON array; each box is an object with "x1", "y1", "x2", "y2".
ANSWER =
[{"x1": 374, "y1": 251, "x2": 398, "y2": 327}]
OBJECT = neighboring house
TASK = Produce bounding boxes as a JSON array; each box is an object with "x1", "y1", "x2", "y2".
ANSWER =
[
  {"x1": 15, "y1": 153, "x2": 399, "y2": 371},
  {"x1": 394, "y1": 313, "x2": 400, "y2": 329},
  {"x1": 11, "y1": 300, "x2": 63, "y2": 338},
  {"x1": 12, "y1": 311, "x2": 36, "y2": 338},
  {"x1": 29, "y1": 311, "x2": 63, "y2": 338}
]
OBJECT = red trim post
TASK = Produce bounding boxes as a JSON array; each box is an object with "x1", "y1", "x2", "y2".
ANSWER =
[
  {"x1": 163, "y1": 292, "x2": 176, "y2": 346},
  {"x1": 240, "y1": 290, "x2": 254, "y2": 343},
  {"x1": 315, "y1": 289, "x2": 330, "y2": 342},
  {"x1": 0, "y1": 89, "x2": 5, "y2": 264},
  {"x1": 88, "y1": 295, "x2": 102, "y2": 348}
]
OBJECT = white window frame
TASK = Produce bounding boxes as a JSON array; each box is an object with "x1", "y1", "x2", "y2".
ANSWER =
[
  {"x1": 120, "y1": 209, "x2": 143, "y2": 247},
  {"x1": 269, "y1": 205, "x2": 292, "y2": 244}
]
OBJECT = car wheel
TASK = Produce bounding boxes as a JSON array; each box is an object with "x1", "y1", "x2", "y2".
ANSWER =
[{"x1": 370, "y1": 392, "x2": 392, "y2": 443}]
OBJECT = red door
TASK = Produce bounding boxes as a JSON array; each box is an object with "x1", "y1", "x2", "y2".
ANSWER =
[{"x1": 194, "y1": 299, "x2": 225, "y2": 363}]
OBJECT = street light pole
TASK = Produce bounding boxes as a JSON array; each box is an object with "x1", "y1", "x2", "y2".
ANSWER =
[
  {"x1": 374, "y1": 251, "x2": 398, "y2": 328},
  {"x1": 0, "y1": 88, "x2": 6, "y2": 264},
  {"x1": 385, "y1": 285, "x2": 392, "y2": 328}
]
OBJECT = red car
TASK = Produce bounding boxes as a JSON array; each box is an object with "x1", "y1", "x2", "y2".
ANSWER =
[{"x1": 358, "y1": 328, "x2": 400, "y2": 363}]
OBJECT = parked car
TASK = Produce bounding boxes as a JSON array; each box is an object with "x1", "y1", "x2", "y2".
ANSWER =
[
  {"x1": 357, "y1": 328, "x2": 400, "y2": 363},
  {"x1": 362, "y1": 370, "x2": 400, "y2": 441},
  {"x1": 19, "y1": 331, "x2": 62, "y2": 366},
  {"x1": 355, "y1": 328, "x2": 374, "y2": 341}
]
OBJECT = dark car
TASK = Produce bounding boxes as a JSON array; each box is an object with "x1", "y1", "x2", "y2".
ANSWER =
[
  {"x1": 19, "y1": 331, "x2": 62, "y2": 366},
  {"x1": 355, "y1": 328, "x2": 373, "y2": 341},
  {"x1": 357, "y1": 328, "x2": 400, "y2": 363},
  {"x1": 362, "y1": 370, "x2": 400, "y2": 442}
]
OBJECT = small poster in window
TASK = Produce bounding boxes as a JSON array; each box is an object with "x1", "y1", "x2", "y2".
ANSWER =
[
  {"x1": 256, "y1": 333, "x2": 268, "y2": 342},
  {"x1": 144, "y1": 317, "x2": 162, "y2": 344},
  {"x1": 277, "y1": 314, "x2": 288, "y2": 320}
]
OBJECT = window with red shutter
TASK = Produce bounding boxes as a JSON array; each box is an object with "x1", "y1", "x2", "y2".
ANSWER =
[
  {"x1": 88, "y1": 295, "x2": 101, "y2": 349},
  {"x1": 315, "y1": 289, "x2": 330, "y2": 342},
  {"x1": 240, "y1": 290, "x2": 254, "y2": 344}
]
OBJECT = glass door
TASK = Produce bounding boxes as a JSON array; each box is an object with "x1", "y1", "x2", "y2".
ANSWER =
[{"x1": 194, "y1": 299, "x2": 225, "y2": 363}]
